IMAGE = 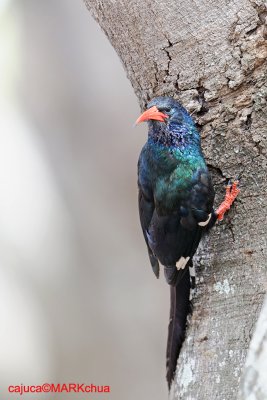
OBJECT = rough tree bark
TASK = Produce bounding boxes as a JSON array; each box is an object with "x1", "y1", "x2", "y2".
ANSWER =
[
  {"x1": 84, "y1": 1, "x2": 267, "y2": 398},
  {"x1": 238, "y1": 296, "x2": 267, "y2": 399}
]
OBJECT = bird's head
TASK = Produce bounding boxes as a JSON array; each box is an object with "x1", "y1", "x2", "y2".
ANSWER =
[{"x1": 135, "y1": 96, "x2": 191, "y2": 128}]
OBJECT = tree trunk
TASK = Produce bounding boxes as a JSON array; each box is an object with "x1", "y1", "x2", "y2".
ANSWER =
[
  {"x1": 84, "y1": 0, "x2": 267, "y2": 398},
  {"x1": 238, "y1": 295, "x2": 267, "y2": 399}
]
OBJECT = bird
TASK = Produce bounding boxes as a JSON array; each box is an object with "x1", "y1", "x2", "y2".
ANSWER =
[{"x1": 135, "y1": 96, "x2": 240, "y2": 390}]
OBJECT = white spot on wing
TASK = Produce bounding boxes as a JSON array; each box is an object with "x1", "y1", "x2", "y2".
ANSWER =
[
  {"x1": 176, "y1": 256, "x2": 190, "y2": 270},
  {"x1": 198, "y1": 213, "x2": 212, "y2": 226}
]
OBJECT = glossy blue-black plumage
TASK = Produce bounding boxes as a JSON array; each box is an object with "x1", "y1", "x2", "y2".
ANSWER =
[{"x1": 138, "y1": 97, "x2": 215, "y2": 270}]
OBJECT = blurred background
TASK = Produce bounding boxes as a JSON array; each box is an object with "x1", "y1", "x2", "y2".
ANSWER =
[{"x1": 0, "y1": 1, "x2": 168, "y2": 399}]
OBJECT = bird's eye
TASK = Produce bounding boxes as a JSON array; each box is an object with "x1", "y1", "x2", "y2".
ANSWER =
[
  {"x1": 157, "y1": 106, "x2": 171, "y2": 113},
  {"x1": 162, "y1": 107, "x2": 171, "y2": 113}
]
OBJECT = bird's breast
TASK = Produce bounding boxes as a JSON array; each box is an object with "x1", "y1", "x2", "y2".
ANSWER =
[{"x1": 153, "y1": 174, "x2": 189, "y2": 215}]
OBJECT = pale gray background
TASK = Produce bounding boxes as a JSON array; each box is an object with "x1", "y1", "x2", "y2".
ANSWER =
[{"x1": 0, "y1": 1, "x2": 168, "y2": 399}]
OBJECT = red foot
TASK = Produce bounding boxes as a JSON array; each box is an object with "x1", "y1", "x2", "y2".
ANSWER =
[{"x1": 216, "y1": 180, "x2": 240, "y2": 221}]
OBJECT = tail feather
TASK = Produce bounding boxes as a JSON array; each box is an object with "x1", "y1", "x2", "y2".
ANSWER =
[{"x1": 166, "y1": 267, "x2": 191, "y2": 390}]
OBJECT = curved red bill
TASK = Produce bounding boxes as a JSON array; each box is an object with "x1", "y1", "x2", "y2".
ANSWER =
[{"x1": 135, "y1": 106, "x2": 168, "y2": 124}]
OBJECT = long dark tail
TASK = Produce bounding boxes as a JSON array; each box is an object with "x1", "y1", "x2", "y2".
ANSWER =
[{"x1": 165, "y1": 267, "x2": 191, "y2": 390}]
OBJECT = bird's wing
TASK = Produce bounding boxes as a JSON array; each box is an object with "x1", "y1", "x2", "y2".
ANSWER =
[
  {"x1": 138, "y1": 189, "x2": 160, "y2": 278},
  {"x1": 149, "y1": 167, "x2": 215, "y2": 268},
  {"x1": 179, "y1": 168, "x2": 215, "y2": 230}
]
